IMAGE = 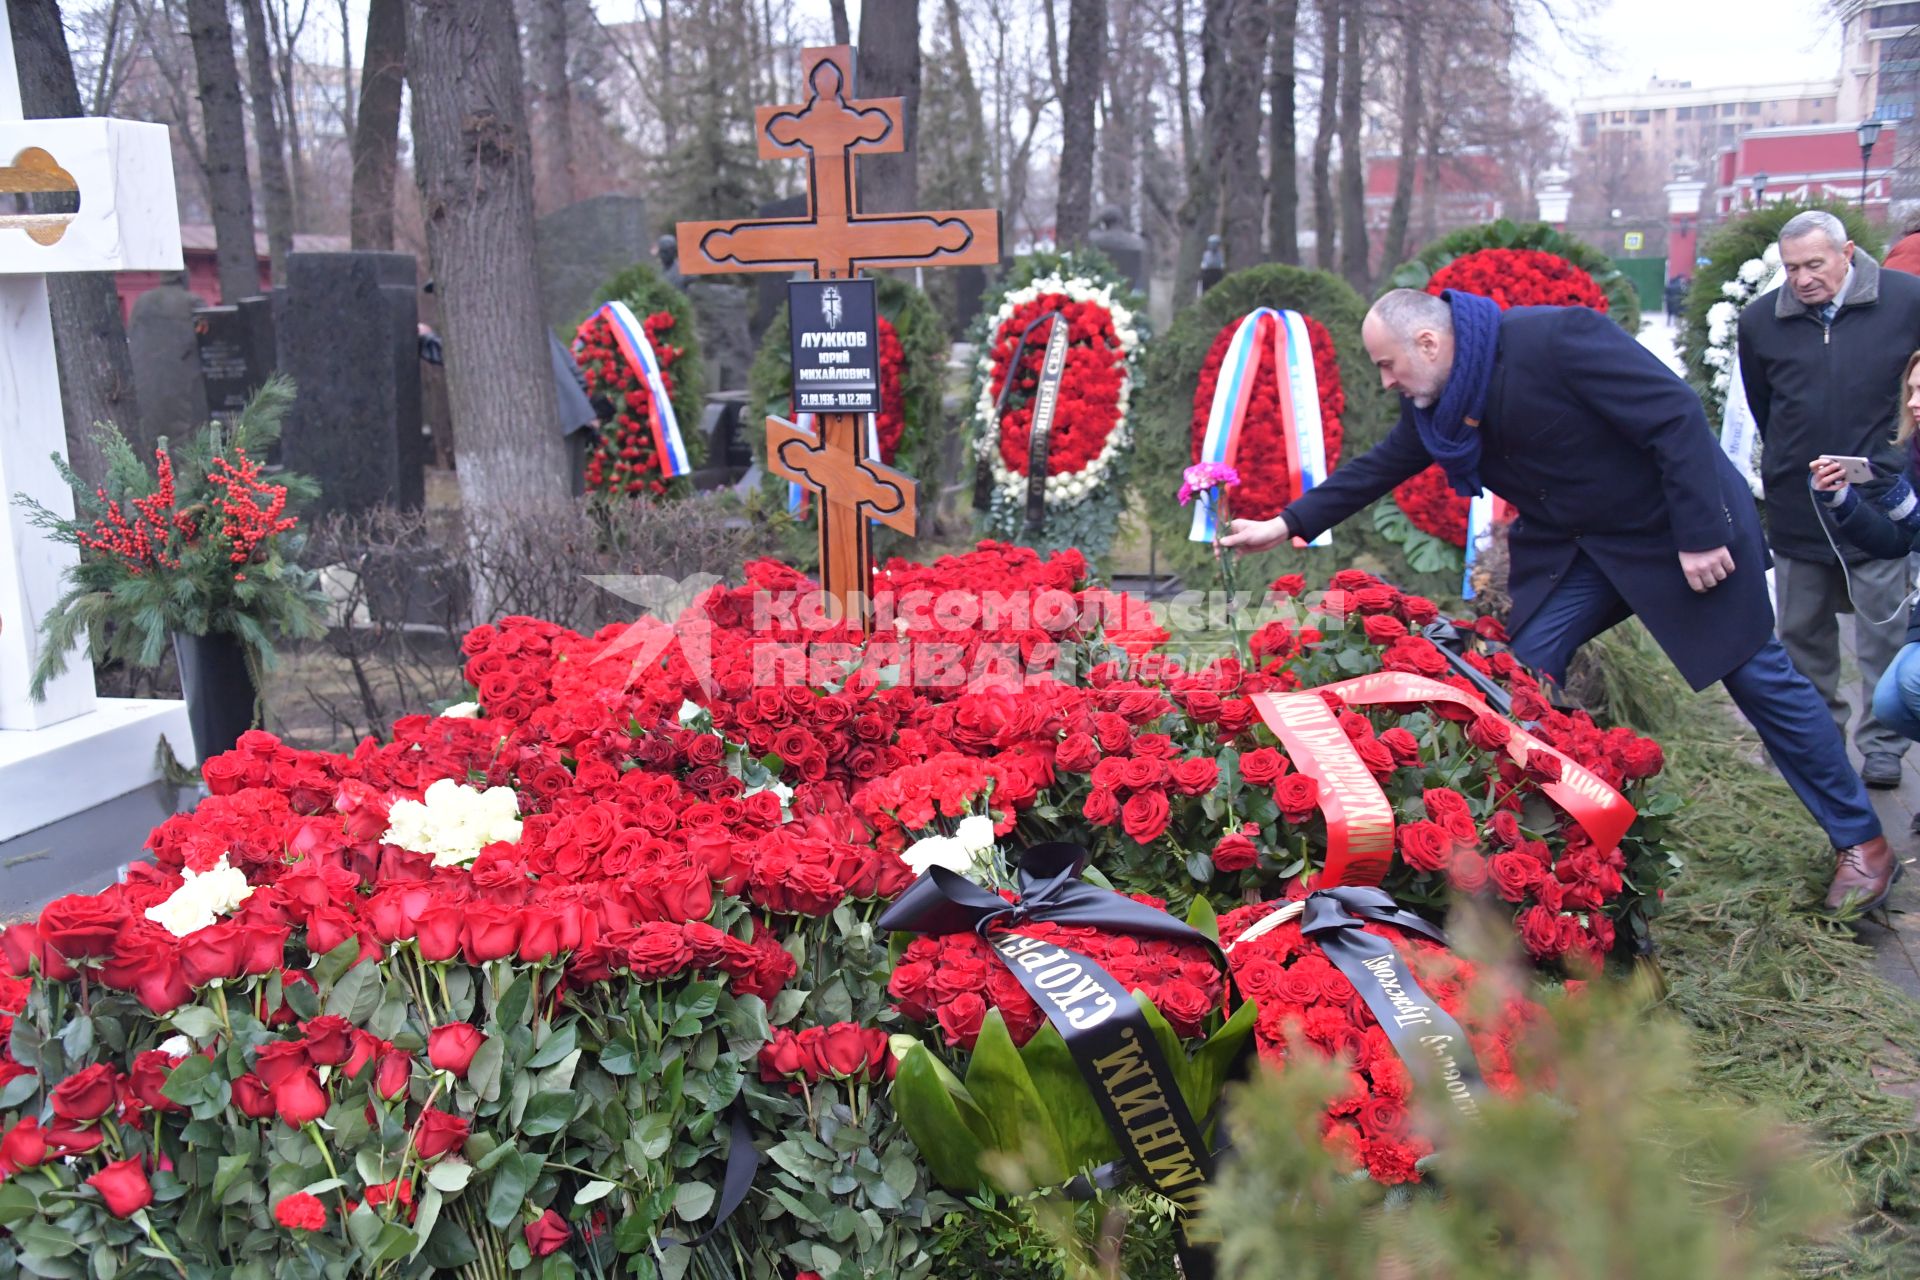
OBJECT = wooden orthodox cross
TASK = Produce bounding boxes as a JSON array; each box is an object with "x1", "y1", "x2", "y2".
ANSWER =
[{"x1": 675, "y1": 44, "x2": 999, "y2": 631}]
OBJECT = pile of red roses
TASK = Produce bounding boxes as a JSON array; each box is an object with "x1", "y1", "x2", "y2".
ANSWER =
[
  {"x1": 874, "y1": 315, "x2": 907, "y2": 464},
  {"x1": 1220, "y1": 897, "x2": 1536, "y2": 1185},
  {"x1": 1424, "y1": 248, "x2": 1610, "y2": 313},
  {"x1": 1189, "y1": 311, "x2": 1346, "y2": 521},
  {"x1": 888, "y1": 895, "x2": 1230, "y2": 1050},
  {"x1": 988, "y1": 295, "x2": 1128, "y2": 479},
  {"x1": 575, "y1": 307, "x2": 687, "y2": 497},
  {"x1": 758, "y1": 1022, "x2": 896, "y2": 1087},
  {"x1": 1393, "y1": 464, "x2": 1472, "y2": 546}
]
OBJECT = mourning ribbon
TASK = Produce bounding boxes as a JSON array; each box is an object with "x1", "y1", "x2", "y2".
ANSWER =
[
  {"x1": 878, "y1": 842, "x2": 1234, "y2": 1271},
  {"x1": 655, "y1": 1100, "x2": 760, "y2": 1252},
  {"x1": 1420, "y1": 618, "x2": 1577, "y2": 720},
  {"x1": 1299, "y1": 887, "x2": 1485, "y2": 1116},
  {"x1": 973, "y1": 308, "x2": 1070, "y2": 519}
]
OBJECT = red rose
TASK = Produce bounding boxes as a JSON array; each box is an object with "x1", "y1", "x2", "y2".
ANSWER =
[
  {"x1": 1212, "y1": 830, "x2": 1261, "y2": 874},
  {"x1": 86, "y1": 1158, "x2": 153, "y2": 1218},
  {"x1": 1238, "y1": 748, "x2": 1286, "y2": 786},
  {"x1": 1524, "y1": 748, "x2": 1563, "y2": 784},
  {"x1": 177, "y1": 921, "x2": 246, "y2": 987},
  {"x1": 622, "y1": 922, "x2": 695, "y2": 981},
  {"x1": 1121, "y1": 790, "x2": 1172, "y2": 844},
  {"x1": 1487, "y1": 852, "x2": 1543, "y2": 902},
  {"x1": 1357, "y1": 1096, "x2": 1407, "y2": 1137},
  {"x1": 1055, "y1": 732, "x2": 1100, "y2": 773},
  {"x1": 815, "y1": 1023, "x2": 877, "y2": 1078},
  {"x1": 301, "y1": 1014, "x2": 356, "y2": 1066},
  {"x1": 428, "y1": 1024, "x2": 487, "y2": 1078},
  {"x1": 412, "y1": 1107, "x2": 470, "y2": 1159},
  {"x1": 1362, "y1": 615, "x2": 1408, "y2": 645},
  {"x1": 375, "y1": 1048, "x2": 413, "y2": 1100},
  {"x1": 1183, "y1": 690, "x2": 1224, "y2": 723},
  {"x1": 38, "y1": 894, "x2": 128, "y2": 961},
  {"x1": 462, "y1": 904, "x2": 522, "y2": 964},
  {"x1": 1168, "y1": 757, "x2": 1219, "y2": 797},
  {"x1": 935, "y1": 991, "x2": 988, "y2": 1049},
  {"x1": 274, "y1": 1190, "x2": 328, "y2": 1230},
  {"x1": 273, "y1": 1067, "x2": 330, "y2": 1127},
  {"x1": 1153, "y1": 980, "x2": 1215, "y2": 1038},
  {"x1": 1447, "y1": 849, "x2": 1490, "y2": 894},
  {"x1": 1378, "y1": 728, "x2": 1421, "y2": 766},
  {"x1": 50, "y1": 1063, "x2": 119, "y2": 1123},
  {"x1": 0, "y1": 1117, "x2": 47, "y2": 1170},
  {"x1": 1274, "y1": 774, "x2": 1320, "y2": 823},
  {"x1": 1082, "y1": 787, "x2": 1120, "y2": 826},
  {"x1": 1396, "y1": 821, "x2": 1451, "y2": 873},
  {"x1": 758, "y1": 1029, "x2": 810, "y2": 1080},
  {"x1": 127, "y1": 1050, "x2": 184, "y2": 1113},
  {"x1": 1517, "y1": 905, "x2": 1564, "y2": 960},
  {"x1": 232, "y1": 1073, "x2": 275, "y2": 1119},
  {"x1": 414, "y1": 903, "x2": 464, "y2": 963},
  {"x1": 525, "y1": 1207, "x2": 571, "y2": 1257}
]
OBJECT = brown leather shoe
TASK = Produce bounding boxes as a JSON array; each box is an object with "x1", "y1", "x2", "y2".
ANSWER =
[{"x1": 1825, "y1": 836, "x2": 1902, "y2": 914}]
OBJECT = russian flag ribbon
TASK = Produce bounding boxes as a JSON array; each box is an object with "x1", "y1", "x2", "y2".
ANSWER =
[
  {"x1": 584, "y1": 301, "x2": 691, "y2": 478},
  {"x1": 1462, "y1": 491, "x2": 1516, "y2": 600},
  {"x1": 1189, "y1": 308, "x2": 1329, "y2": 546}
]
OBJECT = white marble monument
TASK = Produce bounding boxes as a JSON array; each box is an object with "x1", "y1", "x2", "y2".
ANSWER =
[{"x1": 0, "y1": 3, "x2": 193, "y2": 897}]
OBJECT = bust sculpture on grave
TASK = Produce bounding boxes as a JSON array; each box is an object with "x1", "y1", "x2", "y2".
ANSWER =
[
  {"x1": 656, "y1": 234, "x2": 687, "y2": 289},
  {"x1": 1088, "y1": 203, "x2": 1149, "y2": 295}
]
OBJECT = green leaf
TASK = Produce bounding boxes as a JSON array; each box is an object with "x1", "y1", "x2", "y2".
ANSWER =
[
  {"x1": 1188, "y1": 998, "x2": 1259, "y2": 1133},
  {"x1": 427, "y1": 1160, "x2": 473, "y2": 1193},
  {"x1": 961, "y1": 1012, "x2": 1068, "y2": 1187},
  {"x1": 1016, "y1": 1021, "x2": 1117, "y2": 1173},
  {"x1": 167, "y1": 1006, "x2": 220, "y2": 1042},
  {"x1": 673, "y1": 1180, "x2": 715, "y2": 1222},
  {"x1": 527, "y1": 1024, "x2": 577, "y2": 1070},
  {"x1": 484, "y1": 1149, "x2": 539, "y2": 1230},
  {"x1": 326, "y1": 959, "x2": 383, "y2": 1023},
  {"x1": 211, "y1": 1153, "x2": 253, "y2": 1203},
  {"x1": 159, "y1": 1052, "x2": 215, "y2": 1108},
  {"x1": 0, "y1": 1070, "x2": 39, "y2": 1110},
  {"x1": 495, "y1": 974, "x2": 532, "y2": 1031},
  {"x1": 573, "y1": 1180, "x2": 617, "y2": 1206},
  {"x1": 59, "y1": 1014, "x2": 94, "y2": 1061},
  {"x1": 1185, "y1": 896, "x2": 1220, "y2": 942},
  {"x1": 598, "y1": 1039, "x2": 636, "y2": 1076},
  {"x1": 0, "y1": 1179, "x2": 39, "y2": 1226},
  {"x1": 632, "y1": 1111, "x2": 672, "y2": 1161},
  {"x1": 466, "y1": 1035, "x2": 505, "y2": 1104},
  {"x1": 519, "y1": 1090, "x2": 575, "y2": 1136}
]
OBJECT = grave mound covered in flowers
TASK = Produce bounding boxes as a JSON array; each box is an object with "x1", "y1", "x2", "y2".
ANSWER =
[{"x1": 0, "y1": 543, "x2": 1681, "y2": 1277}]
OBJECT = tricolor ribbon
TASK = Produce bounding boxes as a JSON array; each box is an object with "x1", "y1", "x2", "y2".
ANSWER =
[
  {"x1": 787, "y1": 412, "x2": 882, "y2": 515},
  {"x1": 581, "y1": 301, "x2": 691, "y2": 478},
  {"x1": 1190, "y1": 308, "x2": 1329, "y2": 547}
]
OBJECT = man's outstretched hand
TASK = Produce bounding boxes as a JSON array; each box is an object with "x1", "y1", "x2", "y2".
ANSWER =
[
  {"x1": 1679, "y1": 545, "x2": 1735, "y2": 593},
  {"x1": 1220, "y1": 515, "x2": 1292, "y2": 552}
]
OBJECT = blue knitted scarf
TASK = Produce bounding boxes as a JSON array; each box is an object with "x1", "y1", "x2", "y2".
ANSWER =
[{"x1": 1411, "y1": 290, "x2": 1502, "y2": 498}]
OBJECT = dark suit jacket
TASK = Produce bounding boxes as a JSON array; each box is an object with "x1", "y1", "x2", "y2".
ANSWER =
[{"x1": 1282, "y1": 305, "x2": 1774, "y2": 690}]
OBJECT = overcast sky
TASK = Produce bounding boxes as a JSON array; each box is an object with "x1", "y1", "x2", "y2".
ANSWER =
[{"x1": 1540, "y1": 0, "x2": 1845, "y2": 102}]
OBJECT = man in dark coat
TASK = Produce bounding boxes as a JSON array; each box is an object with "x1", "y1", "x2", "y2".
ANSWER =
[
  {"x1": 1738, "y1": 211, "x2": 1920, "y2": 790},
  {"x1": 1223, "y1": 288, "x2": 1894, "y2": 912}
]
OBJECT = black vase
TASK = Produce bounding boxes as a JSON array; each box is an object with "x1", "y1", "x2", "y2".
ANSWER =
[{"x1": 171, "y1": 631, "x2": 259, "y2": 766}]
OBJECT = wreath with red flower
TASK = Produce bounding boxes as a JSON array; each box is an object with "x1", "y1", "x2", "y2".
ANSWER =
[
  {"x1": 1188, "y1": 312, "x2": 1346, "y2": 521},
  {"x1": 982, "y1": 292, "x2": 1132, "y2": 490},
  {"x1": 576, "y1": 307, "x2": 690, "y2": 497},
  {"x1": 1385, "y1": 246, "x2": 1612, "y2": 547},
  {"x1": 871, "y1": 316, "x2": 907, "y2": 465},
  {"x1": 1424, "y1": 247, "x2": 1611, "y2": 313}
]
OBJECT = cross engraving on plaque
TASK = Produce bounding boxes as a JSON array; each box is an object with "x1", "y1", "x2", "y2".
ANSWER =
[{"x1": 674, "y1": 44, "x2": 999, "y2": 631}]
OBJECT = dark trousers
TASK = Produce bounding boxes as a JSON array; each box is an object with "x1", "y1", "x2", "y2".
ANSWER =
[{"x1": 1509, "y1": 552, "x2": 1882, "y2": 848}]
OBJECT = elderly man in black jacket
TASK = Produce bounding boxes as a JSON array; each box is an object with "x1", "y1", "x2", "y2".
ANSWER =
[
  {"x1": 1738, "y1": 210, "x2": 1920, "y2": 790},
  {"x1": 1224, "y1": 288, "x2": 1894, "y2": 912}
]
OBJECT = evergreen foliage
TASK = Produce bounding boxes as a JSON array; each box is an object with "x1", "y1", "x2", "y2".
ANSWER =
[
  {"x1": 585, "y1": 259, "x2": 711, "y2": 480},
  {"x1": 1386, "y1": 219, "x2": 1643, "y2": 332}
]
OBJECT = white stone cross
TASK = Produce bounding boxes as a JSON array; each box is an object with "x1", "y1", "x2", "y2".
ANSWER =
[
  {"x1": 0, "y1": 1, "x2": 194, "y2": 874},
  {"x1": 0, "y1": 8, "x2": 182, "y2": 732}
]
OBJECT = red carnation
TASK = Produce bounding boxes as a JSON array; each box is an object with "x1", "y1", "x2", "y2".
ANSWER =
[{"x1": 274, "y1": 1191, "x2": 328, "y2": 1231}]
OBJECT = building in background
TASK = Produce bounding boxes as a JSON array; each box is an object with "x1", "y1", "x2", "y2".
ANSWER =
[
  {"x1": 1837, "y1": 1, "x2": 1920, "y2": 122},
  {"x1": 1711, "y1": 123, "x2": 1902, "y2": 219},
  {"x1": 1362, "y1": 152, "x2": 1509, "y2": 268}
]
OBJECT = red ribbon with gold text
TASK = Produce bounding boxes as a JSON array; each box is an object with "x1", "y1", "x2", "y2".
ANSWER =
[{"x1": 1251, "y1": 673, "x2": 1637, "y2": 886}]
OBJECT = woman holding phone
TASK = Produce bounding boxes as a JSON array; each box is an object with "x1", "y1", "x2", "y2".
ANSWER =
[{"x1": 1810, "y1": 348, "x2": 1920, "y2": 744}]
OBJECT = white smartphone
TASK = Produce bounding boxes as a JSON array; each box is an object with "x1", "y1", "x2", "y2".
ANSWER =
[{"x1": 1819, "y1": 455, "x2": 1878, "y2": 484}]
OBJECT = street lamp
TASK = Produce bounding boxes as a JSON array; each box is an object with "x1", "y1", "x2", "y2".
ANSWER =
[
  {"x1": 1858, "y1": 118, "x2": 1884, "y2": 213},
  {"x1": 1752, "y1": 171, "x2": 1768, "y2": 207}
]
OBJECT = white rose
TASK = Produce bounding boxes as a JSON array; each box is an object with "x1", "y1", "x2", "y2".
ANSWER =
[
  {"x1": 441, "y1": 701, "x2": 480, "y2": 719},
  {"x1": 954, "y1": 814, "x2": 997, "y2": 854},
  {"x1": 144, "y1": 855, "x2": 255, "y2": 938},
  {"x1": 902, "y1": 834, "x2": 973, "y2": 877}
]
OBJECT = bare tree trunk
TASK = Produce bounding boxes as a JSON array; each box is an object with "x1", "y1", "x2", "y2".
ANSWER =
[
  {"x1": 1380, "y1": 5, "x2": 1422, "y2": 272},
  {"x1": 351, "y1": 0, "x2": 407, "y2": 250},
  {"x1": 1310, "y1": 0, "x2": 1339, "y2": 272},
  {"x1": 239, "y1": 0, "x2": 294, "y2": 282},
  {"x1": 1097, "y1": 0, "x2": 1137, "y2": 226},
  {"x1": 337, "y1": 0, "x2": 355, "y2": 139},
  {"x1": 407, "y1": 0, "x2": 567, "y2": 592},
  {"x1": 828, "y1": 0, "x2": 849, "y2": 45},
  {"x1": 1267, "y1": 0, "x2": 1298, "y2": 263},
  {"x1": 269, "y1": 2, "x2": 310, "y2": 231},
  {"x1": 8, "y1": 0, "x2": 139, "y2": 483},
  {"x1": 1171, "y1": 0, "x2": 1209, "y2": 301},
  {"x1": 1336, "y1": 0, "x2": 1367, "y2": 290},
  {"x1": 1055, "y1": 0, "x2": 1104, "y2": 247},
  {"x1": 186, "y1": 0, "x2": 261, "y2": 302},
  {"x1": 1418, "y1": 99, "x2": 1441, "y2": 243},
  {"x1": 1217, "y1": 0, "x2": 1266, "y2": 271},
  {"x1": 528, "y1": 0, "x2": 576, "y2": 208},
  {"x1": 856, "y1": 0, "x2": 920, "y2": 215}
]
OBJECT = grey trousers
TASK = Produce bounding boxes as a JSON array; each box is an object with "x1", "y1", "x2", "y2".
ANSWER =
[{"x1": 1774, "y1": 553, "x2": 1913, "y2": 759}]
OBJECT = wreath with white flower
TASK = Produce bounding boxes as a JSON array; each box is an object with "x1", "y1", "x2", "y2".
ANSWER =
[
  {"x1": 968, "y1": 250, "x2": 1147, "y2": 565},
  {"x1": 1700, "y1": 242, "x2": 1780, "y2": 422}
]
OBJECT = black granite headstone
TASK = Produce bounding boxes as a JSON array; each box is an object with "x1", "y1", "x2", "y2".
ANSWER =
[
  {"x1": 127, "y1": 280, "x2": 209, "y2": 451},
  {"x1": 194, "y1": 296, "x2": 277, "y2": 417},
  {"x1": 535, "y1": 195, "x2": 652, "y2": 333},
  {"x1": 1090, "y1": 205, "x2": 1149, "y2": 296},
  {"x1": 274, "y1": 252, "x2": 425, "y2": 518}
]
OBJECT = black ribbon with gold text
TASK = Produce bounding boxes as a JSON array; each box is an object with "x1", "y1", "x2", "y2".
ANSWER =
[
  {"x1": 878, "y1": 842, "x2": 1234, "y2": 1274},
  {"x1": 1298, "y1": 886, "x2": 1484, "y2": 1118}
]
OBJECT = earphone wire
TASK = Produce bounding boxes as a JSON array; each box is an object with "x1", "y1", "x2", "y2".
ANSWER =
[{"x1": 1810, "y1": 472, "x2": 1920, "y2": 627}]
